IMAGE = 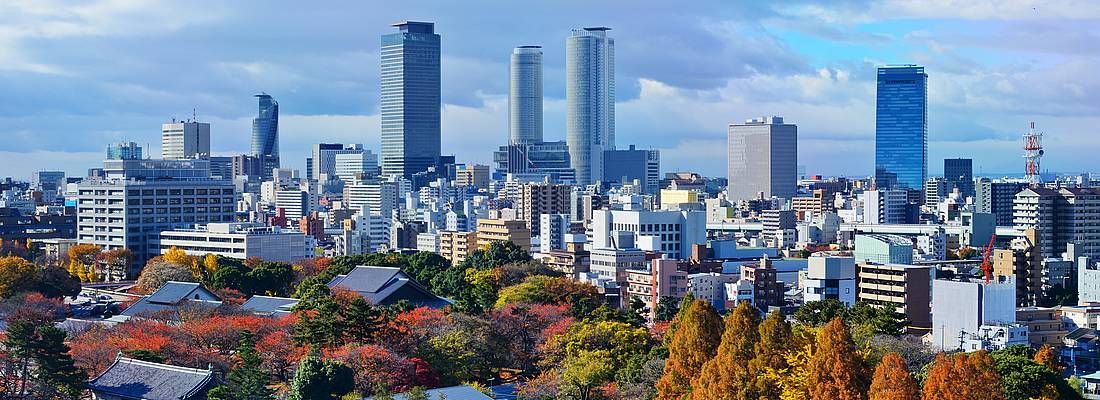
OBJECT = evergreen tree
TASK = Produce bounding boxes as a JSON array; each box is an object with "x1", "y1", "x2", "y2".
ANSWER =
[
  {"x1": 655, "y1": 299, "x2": 722, "y2": 400},
  {"x1": 2, "y1": 319, "x2": 35, "y2": 397},
  {"x1": 30, "y1": 326, "x2": 86, "y2": 399},
  {"x1": 691, "y1": 301, "x2": 761, "y2": 400},
  {"x1": 288, "y1": 348, "x2": 355, "y2": 400},
  {"x1": 749, "y1": 310, "x2": 793, "y2": 399},
  {"x1": 869, "y1": 353, "x2": 918, "y2": 400},
  {"x1": 216, "y1": 331, "x2": 274, "y2": 400},
  {"x1": 806, "y1": 317, "x2": 869, "y2": 400}
]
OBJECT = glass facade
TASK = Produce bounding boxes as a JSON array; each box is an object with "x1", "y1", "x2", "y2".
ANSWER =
[
  {"x1": 566, "y1": 27, "x2": 615, "y2": 186},
  {"x1": 875, "y1": 65, "x2": 927, "y2": 193},
  {"x1": 943, "y1": 158, "x2": 974, "y2": 199},
  {"x1": 251, "y1": 93, "x2": 280, "y2": 180},
  {"x1": 380, "y1": 21, "x2": 441, "y2": 179},
  {"x1": 510, "y1": 46, "x2": 543, "y2": 145}
]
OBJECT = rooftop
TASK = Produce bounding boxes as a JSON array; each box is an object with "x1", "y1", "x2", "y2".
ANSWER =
[{"x1": 88, "y1": 355, "x2": 215, "y2": 400}]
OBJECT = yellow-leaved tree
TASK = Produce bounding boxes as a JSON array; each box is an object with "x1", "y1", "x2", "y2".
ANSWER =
[
  {"x1": 655, "y1": 299, "x2": 722, "y2": 400},
  {"x1": 67, "y1": 243, "x2": 102, "y2": 282}
]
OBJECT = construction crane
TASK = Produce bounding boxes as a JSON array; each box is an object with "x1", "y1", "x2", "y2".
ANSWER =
[{"x1": 980, "y1": 234, "x2": 997, "y2": 284}]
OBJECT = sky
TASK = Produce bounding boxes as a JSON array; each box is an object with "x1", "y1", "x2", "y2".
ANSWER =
[{"x1": 1, "y1": 0, "x2": 1099, "y2": 180}]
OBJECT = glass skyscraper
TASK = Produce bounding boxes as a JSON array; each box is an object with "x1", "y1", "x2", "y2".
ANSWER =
[
  {"x1": 875, "y1": 65, "x2": 927, "y2": 195},
  {"x1": 251, "y1": 93, "x2": 280, "y2": 180},
  {"x1": 566, "y1": 27, "x2": 615, "y2": 186},
  {"x1": 380, "y1": 21, "x2": 441, "y2": 180},
  {"x1": 510, "y1": 46, "x2": 543, "y2": 145}
]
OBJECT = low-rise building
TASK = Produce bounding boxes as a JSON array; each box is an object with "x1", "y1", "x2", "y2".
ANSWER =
[
  {"x1": 802, "y1": 256, "x2": 856, "y2": 305},
  {"x1": 625, "y1": 257, "x2": 688, "y2": 320},
  {"x1": 856, "y1": 262, "x2": 933, "y2": 333},
  {"x1": 739, "y1": 256, "x2": 784, "y2": 311},
  {"x1": 931, "y1": 275, "x2": 1017, "y2": 351},
  {"x1": 152, "y1": 222, "x2": 315, "y2": 263},
  {"x1": 88, "y1": 355, "x2": 217, "y2": 400},
  {"x1": 688, "y1": 272, "x2": 739, "y2": 311},
  {"x1": 1017, "y1": 306, "x2": 1068, "y2": 348},
  {"x1": 476, "y1": 218, "x2": 531, "y2": 251},
  {"x1": 439, "y1": 231, "x2": 478, "y2": 265}
]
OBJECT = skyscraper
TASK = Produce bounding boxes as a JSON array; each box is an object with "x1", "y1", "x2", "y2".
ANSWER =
[
  {"x1": 251, "y1": 93, "x2": 280, "y2": 180},
  {"x1": 875, "y1": 65, "x2": 927, "y2": 197},
  {"x1": 566, "y1": 27, "x2": 615, "y2": 186},
  {"x1": 943, "y1": 158, "x2": 974, "y2": 199},
  {"x1": 726, "y1": 116, "x2": 797, "y2": 202},
  {"x1": 510, "y1": 46, "x2": 543, "y2": 145},
  {"x1": 380, "y1": 21, "x2": 441, "y2": 180},
  {"x1": 161, "y1": 120, "x2": 210, "y2": 160}
]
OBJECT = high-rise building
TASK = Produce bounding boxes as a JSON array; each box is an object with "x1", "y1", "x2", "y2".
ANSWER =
[
  {"x1": 727, "y1": 116, "x2": 797, "y2": 201},
  {"x1": 251, "y1": 93, "x2": 280, "y2": 180},
  {"x1": 566, "y1": 27, "x2": 615, "y2": 186},
  {"x1": 943, "y1": 158, "x2": 974, "y2": 199},
  {"x1": 308, "y1": 143, "x2": 364, "y2": 182},
  {"x1": 519, "y1": 182, "x2": 571, "y2": 233},
  {"x1": 454, "y1": 164, "x2": 490, "y2": 190},
  {"x1": 1013, "y1": 187, "x2": 1100, "y2": 259},
  {"x1": 975, "y1": 178, "x2": 1028, "y2": 226},
  {"x1": 494, "y1": 141, "x2": 575, "y2": 182},
  {"x1": 862, "y1": 189, "x2": 909, "y2": 224},
  {"x1": 381, "y1": 21, "x2": 441, "y2": 179},
  {"x1": 603, "y1": 145, "x2": 661, "y2": 195},
  {"x1": 161, "y1": 120, "x2": 210, "y2": 160},
  {"x1": 334, "y1": 152, "x2": 379, "y2": 184},
  {"x1": 510, "y1": 46, "x2": 543, "y2": 145},
  {"x1": 875, "y1": 65, "x2": 927, "y2": 197},
  {"x1": 106, "y1": 142, "x2": 143, "y2": 160},
  {"x1": 31, "y1": 171, "x2": 65, "y2": 192}
]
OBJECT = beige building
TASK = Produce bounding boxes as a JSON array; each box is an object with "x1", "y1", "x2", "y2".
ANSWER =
[
  {"x1": 439, "y1": 230, "x2": 478, "y2": 265},
  {"x1": 1016, "y1": 307, "x2": 1067, "y2": 348},
  {"x1": 476, "y1": 218, "x2": 532, "y2": 251},
  {"x1": 856, "y1": 262, "x2": 934, "y2": 333},
  {"x1": 455, "y1": 164, "x2": 490, "y2": 190},
  {"x1": 792, "y1": 189, "x2": 832, "y2": 219},
  {"x1": 993, "y1": 228, "x2": 1043, "y2": 307}
]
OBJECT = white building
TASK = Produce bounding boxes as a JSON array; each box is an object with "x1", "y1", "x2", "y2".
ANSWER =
[
  {"x1": 862, "y1": 189, "x2": 908, "y2": 224},
  {"x1": 345, "y1": 182, "x2": 398, "y2": 219},
  {"x1": 416, "y1": 232, "x2": 439, "y2": 253},
  {"x1": 274, "y1": 190, "x2": 311, "y2": 220},
  {"x1": 688, "y1": 272, "x2": 739, "y2": 311},
  {"x1": 540, "y1": 213, "x2": 571, "y2": 252},
  {"x1": 726, "y1": 116, "x2": 797, "y2": 202},
  {"x1": 153, "y1": 223, "x2": 314, "y2": 263},
  {"x1": 590, "y1": 209, "x2": 706, "y2": 260},
  {"x1": 334, "y1": 151, "x2": 378, "y2": 184},
  {"x1": 802, "y1": 256, "x2": 856, "y2": 305},
  {"x1": 590, "y1": 246, "x2": 646, "y2": 283},
  {"x1": 161, "y1": 120, "x2": 210, "y2": 160},
  {"x1": 931, "y1": 276, "x2": 1017, "y2": 351}
]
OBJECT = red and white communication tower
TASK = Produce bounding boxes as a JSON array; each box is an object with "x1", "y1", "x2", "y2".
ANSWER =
[{"x1": 1023, "y1": 121, "x2": 1044, "y2": 185}]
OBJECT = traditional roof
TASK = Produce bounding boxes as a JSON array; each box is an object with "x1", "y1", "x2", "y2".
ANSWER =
[
  {"x1": 370, "y1": 385, "x2": 494, "y2": 400},
  {"x1": 1066, "y1": 327, "x2": 1099, "y2": 342},
  {"x1": 87, "y1": 355, "x2": 216, "y2": 400},
  {"x1": 328, "y1": 266, "x2": 451, "y2": 308},
  {"x1": 240, "y1": 295, "x2": 298, "y2": 317},
  {"x1": 120, "y1": 281, "x2": 222, "y2": 322}
]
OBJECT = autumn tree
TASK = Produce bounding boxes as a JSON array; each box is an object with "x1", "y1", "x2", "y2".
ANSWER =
[
  {"x1": 1034, "y1": 344, "x2": 1061, "y2": 372},
  {"x1": 691, "y1": 301, "x2": 761, "y2": 400},
  {"x1": 1, "y1": 319, "x2": 86, "y2": 399},
  {"x1": 806, "y1": 317, "x2": 869, "y2": 400},
  {"x1": 655, "y1": 299, "x2": 722, "y2": 400},
  {"x1": 67, "y1": 243, "x2": 101, "y2": 282},
  {"x1": 97, "y1": 248, "x2": 133, "y2": 282},
  {"x1": 135, "y1": 259, "x2": 197, "y2": 294},
  {"x1": 749, "y1": 310, "x2": 793, "y2": 398},
  {"x1": 869, "y1": 352, "x2": 918, "y2": 400},
  {"x1": 990, "y1": 345, "x2": 1080, "y2": 400},
  {"x1": 0, "y1": 256, "x2": 36, "y2": 298},
  {"x1": 922, "y1": 351, "x2": 1004, "y2": 400},
  {"x1": 209, "y1": 331, "x2": 274, "y2": 400}
]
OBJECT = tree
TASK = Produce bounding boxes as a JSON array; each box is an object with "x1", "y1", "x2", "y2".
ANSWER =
[
  {"x1": 806, "y1": 318, "x2": 869, "y2": 400},
  {"x1": 869, "y1": 353, "x2": 918, "y2": 400},
  {"x1": 655, "y1": 299, "x2": 722, "y2": 400},
  {"x1": 494, "y1": 275, "x2": 600, "y2": 310},
  {"x1": 288, "y1": 348, "x2": 355, "y2": 400},
  {"x1": 749, "y1": 311, "x2": 793, "y2": 399},
  {"x1": 293, "y1": 290, "x2": 384, "y2": 348},
  {"x1": 990, "y1": 346, "x2": 1080, "y2": 400},
  {"x1": 98, "y1": 248, "x2": 133, "y2": 282},
  {"x1": 654, "y1": 296, "x2": 680, "y2": 322},
  {"x1": 29, "y1": 325, "x2": 86, "y2": 399},
  {"x1": 794, "y1": 299, "x2": 848, "y2": 326},
  {"x1": 212, "y1": 331, "x2": 274, "y2": 400},
  {"x1": 1034, "y1": 345, "x2": 1061, "y2": 372},
  {"x1": 33, "y1": 265, "x2": 81, "y2": 299},
  {"x1": 0, "y1": 256, "x2": 36, "y2": 298},
  {"x1": 922, "y1": 351, "x2": 1003, "y2": 400},
  {"x1": 67, "y1": 243, "x2": 101, "y2": 282},
  {"x1": 561, "y1": 350, "x2": 615, "y2": 400},
  {"x1": 135, "y1": 259, "x2": 197, "y2": 294},
  {"x1": 692, "y1": 301, "x2": 761, "y2": 400}
]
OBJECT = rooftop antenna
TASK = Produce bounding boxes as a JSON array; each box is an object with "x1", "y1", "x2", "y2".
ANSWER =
[
  {"x1": 1023, "y1": 121, "x2": 1044, "y2": 186},
  {"x1": 192, "y1": 108, "x2": 197, "y2": 122}
]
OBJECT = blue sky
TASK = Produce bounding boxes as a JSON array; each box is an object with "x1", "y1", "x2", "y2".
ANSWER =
[{"x1": 1, "y1": 0, "x2": 1099, "y2": 179}]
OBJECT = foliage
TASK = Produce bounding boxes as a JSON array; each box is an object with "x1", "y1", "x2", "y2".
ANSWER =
[
  {"x1": 691, "y1": 301, "x2": 761, "y2": 399},
  {"x1": 208, "y1": 257, "x2": 296, "y2": 296},
  {"x1": 489, "y1": 303, "x2": 574, "y2": 373},
  {"x1": 67, "y1": 243, "x2": 101, "y2": 282},
  {"x1": 293, "y1": 289, "x2": 385, "y2": 348},
  {"x1": 494, "y1": 275, "x2": 601, "y2": 310},
  {"x1": 0, "y1": 256, "x2": 36, "y2": 298},
  {"x1": 542, "y1": 319, "x2": 651, "y2": 397},
  {"x1": 135, "y1": 259, "x2": 197, "y2": 294},
  {"x1": 654, "y1": 296, "x2": 680, "y2": 322},
  {"x1": 213, "y1": 331, "x2": 275, "y2": 400},
  {"x1": 989, "y1": 345, "x2": 1081, "y2": 400},
  {"x1": 922, "y1": 351, "x2": 1004, "y2": 400},
  {"x1": 287, "y1": 349, "x2": 355, "y2": 400},
  {"x1": 806, "y1": 318, "x2": 869, "y2": 400},
  {"x1": 748, "y1": 311, "x2": 793, "y2": 399},
  {"x1": 1, "y1": 318, "x2": 87, "y2": 399},
  {"x1": 98, "y1": 248, "x2": 133, "y2": 282},
  {"x1": 869, "y1": 352, "x2": 919, "y2": 400},
  {"x1": 655, "y1": 299, "x2": 722, "y2": 400},
  {"x1": 795, "y1": 300, "x2": 906, "y2": 336},
  {"x1": 1033, "y1": 344, "x2": 1061, "y2": 372},
  {"x1": 326, "y1": 344, "x2": 438, "y2": 395},
  {"x1": 764, "y1": 326, "x2": 817, "y2": 400}
]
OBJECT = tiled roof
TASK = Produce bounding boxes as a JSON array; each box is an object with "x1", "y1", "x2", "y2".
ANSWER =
[
  {"x1": 328, "y1": 266, "x2": 450, "y2": 308},
  {"x1": 88, "y1": 356, "x2": 215, "y2": 400},
  {"x1": 369, "y1": 385, "x2": 494, "y2": 400},
  {"x1": 240, "y1": 295, "x2": 298, "y2": 316}
]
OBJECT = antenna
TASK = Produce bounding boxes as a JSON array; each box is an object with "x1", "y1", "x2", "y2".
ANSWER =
[
  {"x1": 1023, "y1": 121, "x2": 1044, "y2": 186},
  {"x1": 192, "y1": 108, "x2": 197, "y2": 122}
]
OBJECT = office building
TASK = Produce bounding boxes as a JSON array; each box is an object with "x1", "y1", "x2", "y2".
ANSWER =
[
  {"x1": 739, "y1": 257, "x2": 784, "y2": 311},
  {"x1": 875, "y1": 65, "x2": 927, "y2": 198},
  {"x1": 854, "y1": 234, "x2": 914, "y2": 264},
  {"x1": 152, "y1": 223, "x2": 313, "y2": 263},
  {"x1": 931, "y1": 276, "x2": 1018, "y2": 351},
  {"x1": 274, "y1": 190, "x2": 311, "y2": 221},
  {"x1": 539, "y1": 213, "x2": 574, "y2": 253},
  {"x1": 975, "y1": 179, "x2": 1028, "y2": 226},
  {"x1": 438, "y1": 230, "x2": 478, "y2": 265},
  {"x1": 519, "y1": 182, "x2": 571, "y2": 233},
  {"x1": 494, "y1": 141, "x2": 575, "y2": 182},
  {"x1": 454, "y1": 164, "x2": 490, "y2": 190},
  {"x1": 803, "y1": 256, "x2": 857, "y2": 305},
  {"x1": 862, "y1": 189, "x2": 908, "y2": 224},
  {"x1": 75, "y1": 159, "x2": 235, "y2": 274},
  {"x1": 943, "y1": 158, "x2": 974, "y2": 199},
  {"x1": 251, "y1": 93, "x2": 280, "y2": 180},
  {"x1": 590, "y1": 209, "x2": 706, "y2": 260},
  {"x1": 334, "y1": 151, "x2": 379, "y2": 184},
  {"x1": 566, "y1": 27, "x2": 615, "y2": 186},
  {"x1": 161, "y1": 120, "x2": 210, "y2": 160},
  {"x1": 381, "y1": 21, "x2": 441, "y2": 179},
  {"x1": 231, "y1": 155, "x2": 264, "y2": 180},
  {"x1": 344, "y1": 181, "x2": 399, "y2": 219},
  {"x1": 924, "y1": 177, "x2": 946, "y2": 205},
  {"x1": 476, "y1": 218, "x2": 531, "y2": 251},
  {"x1": 727, "y1": 116, "x2": 798, "y2": 201},
  {"x1": 591, "y1": 246, "x2": 646, "y2": 283},
  {"x1": 510, "y1": 46, "x2": 543, "y2": 145},
  {"x1": 106, "y1": 142, "x2": 143, "y2": 160},
  {"x1": 31, "y1": 171, "x2": 66, "y2": 192},
  {"x1": 856, "y1": 262, "x2": 934, "y2": 332},
  {"x1": 308, "y1": 143, "x2": 365, "y2": 182},
  {"x1": 603, "y1": 145, "x2": 661, "y2": 195},
  {"x1": 1014, "y1": 187, "x2": 1100, "y2": 259},
  {"x1": 0, "y1": 208, "x2": 75, "y2": 241}
]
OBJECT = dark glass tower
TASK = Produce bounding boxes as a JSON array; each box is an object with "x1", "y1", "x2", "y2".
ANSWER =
[
  {"x1": 380, "y1": 21, "x2": 441, "y2": 180},
  {"x1": 875, "y1": 65, "x2": 927, "y2": 196},
  {"x1": 251, "y1": 93, "x2": 280, "y2": 180},
  {"x1": 943, "y1": 158, "x2": 974, "y2": 199}
]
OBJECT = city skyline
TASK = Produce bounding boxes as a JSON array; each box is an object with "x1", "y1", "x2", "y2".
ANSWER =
[{"x1": 1, "y1": 1, "x2": 1099, "y2": 179}]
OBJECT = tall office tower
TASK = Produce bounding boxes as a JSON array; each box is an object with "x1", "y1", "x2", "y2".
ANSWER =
[
  {"x1": 603, "y1": 145, "x2": 661, "y2": 195},
  {"x1": 566, "y1": 27, "x2": 615, "y2": 186},
  {"x1": 161, "y1": 120, "x2": 211, "y2": 159},
  {"x1": 308, "y1": 143, "x2": 364, "y2": 182},
  {"x1": 251, "y1": 93, "x2": 280, "y2": 181},
  {"x1": 943, "y1": 158, "x2": 974, "y2": 199},
  {"x1": 334, "y1": 151, "x2": 379, "y2": 184},
  {"x1": 510, "y1": 46, "x2": 543, "y2": 145},
  {"x1": 380, "y1": 21, "x2": 441, "y2": 180},
  {"x1": 875, "y1": 65, "x2": 927, "y2": 201},
  {"x1": 726, "y1": 116, "x2": 798, "y2": 202},
  {"x1": 106, "y1": 142, "x2": 143, "y2": 160}
]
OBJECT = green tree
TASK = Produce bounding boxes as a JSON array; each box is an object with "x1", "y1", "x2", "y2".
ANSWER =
[
  {"x1": 655, "y1": 299, "x2": 722, "y2": 400},
  {"x1": 292, "y1": 291, "x2": 384, "y2": 348},
  {"x1": 654, "y1": 295, "x2": 680, "y2": 322},
  {"x1": 692, "y1": 301, "x2": 761, "y2": 400},
  {"x1": 213, "y1": 331, "x2": 274, "y2": 400},
  {"x1": 30, "y1": 326, "x2": 87, "y2": 399},
  {"x1": 794, "y1": 299, "x2": 848, "y2": 326},
  {"x1": 990, "y1": 346, "x2": 1082, "y2": 400},
  {"x1": 561, "y1": 350, "x2": 615, "y2": 400},
  {"x1": 288, "y1": 348, "x2": 355, "y2": 400}
]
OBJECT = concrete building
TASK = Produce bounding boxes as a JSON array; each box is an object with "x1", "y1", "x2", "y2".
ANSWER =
[
  {"x1": 625, "y1": 257, "x2": 687, "y2": 319},
  {"x1": 106, "y1": 142, "x2": 143, "y2": 160},
  {"x1": 590, "y1": 209, "x2": 706, "y2": 260},
  {"x1": 161, "y1": 120, "x2": 210, "y2": 160},
  {"x1": 75, "y1": 159, "x2": 235, "y2": 275},
  {"x1": 542, "y1": 241, "x2": 591, "y2": 276},
  {"x1": 802, "y1": 256, "x2": 857, "y2": 305},
  {"x1": 862, "y1": 189, "x2": 908, "y2": 224},
  {"x1": 274, "y1": 190, "x2": 311, "y2": 221},
  {"x1": 761, "y1": 209, "x2": 796, "y2": 248},
  {"x1": 438, "y1": 230, "x2": 478, "y2": 265},
  {"x1": 590, "y1": 245, "x2": 646, "y2": 283},
  {"x1": 603, "y1": 145, "x2": 661, "y2": 195},
  {"x1": 792, "y1": 189, "x2": 832, "y2": 219},
  {"x1": 854, "y1": 234, "x2": 914, "y2": 264},
  {"x1": 943, "y1": 158, "x2": 975, "y2": 199},
  {"x1": 975, "y1": 178, "x2": 1027, "y2": 227},
  {"x1": 308, "y1": 143, "x2": 364, "y2": 182},
  {"x1": 334, "y1": 151, "x2": 379, "y2": 184},
  {"x1": 931, "y1": 276, "x2": 1018, "y2": 351},
  {"x1": 688, "y1": 272, "x2": 739, "y2": 311},
  {"x1": 726, "y1": 116, "x2": 797, "y2": 202},
  {"x1": 31, "y1": 171, "x2": 66, "y2": 193},
  {"x1": 539, "y1": 213, "x2": 573, "y2": 252},
  {"x1": 992, "y1": 228, "x2": 1043, "y2": 307},
  {"x1": 493, "y1": 141, "x2": 575, "y2": 183},
  {"x1": 476, "y1": 218, "x2": 531, "y2": 251},
  {"x1": 1017, "y1": 307, "x2": 1068, "y2": 348},
  {"x1": 454, "y1": 164, "x2": 490, "y2": 190},
  {"x1": 739, "y1": 256, "x2": 784, "y2": 311},
  {"x1": 566, "y1": 27, "x2": 615, "y2": 186},
  {"x1": 1014, "y1": 187, "x2": 1100, "y2": 259},
  {"x1": 519, "y1": 182, "x2": 571, "y2": 233},
  {"x1": 344, "y1": 181, "x2": 398, "y2": 219},
  {"x1": 857, "y1": 262, "x2": 934, "y2": 332},
  {"x1": 152, "y1": 223, "x2": 314, "y2": 263}
]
